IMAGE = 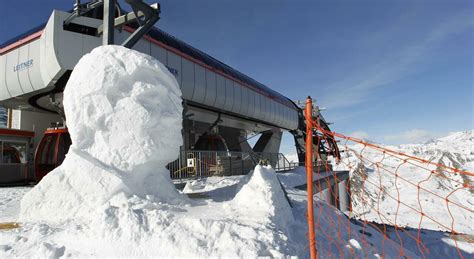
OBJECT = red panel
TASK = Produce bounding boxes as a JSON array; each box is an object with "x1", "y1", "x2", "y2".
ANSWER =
[
  {"x1": 0, "y1": 30, "x2": 43, "y2": 55},
  {"x1": 0, "y1": 128, "x2": 35, "y2": 138},
  {"x1": 44, "y1": 128, "x2": 69, "y2": 134}
]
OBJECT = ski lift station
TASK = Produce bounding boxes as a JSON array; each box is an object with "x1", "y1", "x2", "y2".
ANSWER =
[{"x1": 0, "y1": 0, "x2": 346, "y2": 210}]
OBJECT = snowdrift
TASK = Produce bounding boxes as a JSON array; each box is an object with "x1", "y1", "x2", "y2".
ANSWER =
[{"x1": 231, "y1": 165, "x2": 294, "y2": 228}]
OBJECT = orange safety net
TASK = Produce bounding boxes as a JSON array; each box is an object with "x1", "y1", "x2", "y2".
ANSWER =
[{"x1": 303, "y1": 97, "x2": 473, "y2": 258}]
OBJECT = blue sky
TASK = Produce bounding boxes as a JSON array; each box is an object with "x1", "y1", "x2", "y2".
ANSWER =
[{"x1": 1, "y1": 0, "x2": 473, "y2": 155}]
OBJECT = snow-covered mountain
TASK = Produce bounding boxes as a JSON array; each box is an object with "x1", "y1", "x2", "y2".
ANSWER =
[
  {"x1": 337, "y1": 131, "x2": 473, "y2": 235},
  {"x1": 400, "y1": 131, "x2": 473, "y2": 172}
]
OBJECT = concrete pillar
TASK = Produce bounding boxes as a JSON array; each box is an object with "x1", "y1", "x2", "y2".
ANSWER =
[
  {"x1": 253, "y1": 129, "x2": 282, "y2": 153},
  {"x1": 220, "y1": 126, "x2": 245, "y2": 152},
  {"x1": 338, "y1": 180, "x2": 350, "y2": 212},
  {"x1": 332, "y1": 182, "x2": 339, "y2": 209},
  {"x1": 252, "y1": 128, "x2": 282, "y2": 167}
]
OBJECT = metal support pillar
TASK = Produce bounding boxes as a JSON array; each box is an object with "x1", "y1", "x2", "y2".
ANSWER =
[{"x1": 103, "y1": 0, "x2": 115, "y2": 45}]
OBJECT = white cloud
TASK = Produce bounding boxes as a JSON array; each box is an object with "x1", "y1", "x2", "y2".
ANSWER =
[
  {"x1": 384, "y1": 129, "x2": 435, "y2": 144},
  {"x1": 349, "y1": 131, "x2": 370, "y2": 140}
]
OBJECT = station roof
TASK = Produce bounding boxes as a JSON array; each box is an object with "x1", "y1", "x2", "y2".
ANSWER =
[{"x1": 0, "y1": 14, "x2": 297, "y2": 110}]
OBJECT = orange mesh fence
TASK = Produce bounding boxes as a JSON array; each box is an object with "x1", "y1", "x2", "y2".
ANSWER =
[{"x1": 303, "y1": 97, "x2": 473, "y2": 258}]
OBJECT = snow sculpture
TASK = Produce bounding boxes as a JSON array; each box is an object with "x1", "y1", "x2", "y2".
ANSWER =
[{"x1": 20, "y1": 46, "x2": 184, "y2": 222}]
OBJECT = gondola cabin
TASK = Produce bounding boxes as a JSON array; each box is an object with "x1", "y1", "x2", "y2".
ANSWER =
[{"x1": 34, "y1": 127, "x2": 71, "y2": 181}]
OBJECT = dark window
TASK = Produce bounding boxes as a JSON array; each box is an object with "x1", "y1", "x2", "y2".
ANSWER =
[{"x1": 2, "y1": 141, "x2": 26, "y2": 164}]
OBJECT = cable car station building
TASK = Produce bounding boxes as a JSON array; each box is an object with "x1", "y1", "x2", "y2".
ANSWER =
[{"x1": 0, "y1": 1, "x2": 339, "y2": 184}]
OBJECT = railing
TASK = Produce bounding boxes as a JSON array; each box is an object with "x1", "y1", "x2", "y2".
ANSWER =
[{"x1": 167, "y1": 150, "x2": 301, "y2": 179}]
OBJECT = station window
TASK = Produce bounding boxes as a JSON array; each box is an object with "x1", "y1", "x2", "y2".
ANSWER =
[{"x1": 1, "y1": 141, "x2": 27, "y2": 164}]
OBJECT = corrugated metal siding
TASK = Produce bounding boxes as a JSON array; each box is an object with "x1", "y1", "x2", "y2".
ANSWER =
[{"x1": 0, "y1": 13, "x2": 299, "y2": 130}]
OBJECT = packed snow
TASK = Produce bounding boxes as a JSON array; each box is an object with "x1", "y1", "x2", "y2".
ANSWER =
[
  {"x1": 0, "y1": 187, "x2": 29, "y2": 222},
  {"x1": 1, "y1": 168, "x2": 415, "y2": 258},
  {"x1": 1, "y1": 166, "x2": 471, "y2": 258},
  {"x1": 230, "y1": 165, "x2": 294, "y2": 229}
]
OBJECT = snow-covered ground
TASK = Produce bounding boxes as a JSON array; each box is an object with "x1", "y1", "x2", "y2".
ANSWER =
[
  {"x1": 0, "y1": 169, "x2": 406, "y2": 258},
  {"x1": 0, "y1": 187, "x2": 30, "y2": 222},
  {"x1": 2, "y1": 167, "x2": 472, "y2": 257},
  {"x1": 1, "y1": 166, "x2": 301, "y2": 257}
]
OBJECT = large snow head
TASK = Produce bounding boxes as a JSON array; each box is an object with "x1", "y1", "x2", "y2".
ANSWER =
[{"x1": 63, "y1": 46, "x2": 183, "y2": 171}]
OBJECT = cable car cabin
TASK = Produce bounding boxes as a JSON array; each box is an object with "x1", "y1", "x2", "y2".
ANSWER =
[
  {"x1": 0, "y1": 128, "x2": 34, "y2": 186},
  {"x1": 34, "y1": 127, "x2": 71, "y2": 182}
]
